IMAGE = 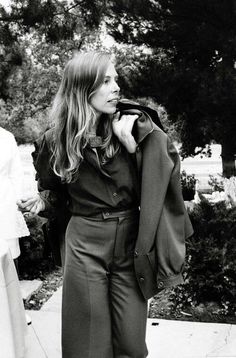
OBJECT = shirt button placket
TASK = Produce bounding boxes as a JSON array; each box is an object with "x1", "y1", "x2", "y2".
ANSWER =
[{"x1": 111, "y1": 190, "x2": 118, "y2": 204}]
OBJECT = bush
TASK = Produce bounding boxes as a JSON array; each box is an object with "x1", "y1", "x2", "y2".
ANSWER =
[
  {"x1": 181, "y1": 170, "x2": 197, "y2": 200},
  {"x1": 18, "y1": 215, "x2": 55, "y2": 278},
  {"x1": 170, "y1": 196, "x2": 236, "y2": 316},
  {"x1": 0, "y1": 99, "x2": 51, "y2": 144},
  {"x1": 208, "y1": 174, "x2": 224, "y2": 192}
]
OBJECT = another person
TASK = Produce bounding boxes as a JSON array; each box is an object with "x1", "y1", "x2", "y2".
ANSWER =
[
  {"x1": 0, "y1": 127, "x2": 30, "y2": 268},
  {"x1": 18, "y1": 52, "x2": 193, "y2": 358}
]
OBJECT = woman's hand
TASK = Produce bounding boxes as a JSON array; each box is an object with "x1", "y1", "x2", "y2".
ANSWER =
[
  {"x1": 112, "y1": 112, "x2": 138, "y2": 153},
  {"x1": 17, "y1": 194, "x2": 46, "y2": 217}
]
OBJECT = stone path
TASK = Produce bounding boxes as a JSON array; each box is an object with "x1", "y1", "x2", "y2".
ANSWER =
[{"x1": 24, "y1": 286, "x2": 236, "y2": 358}]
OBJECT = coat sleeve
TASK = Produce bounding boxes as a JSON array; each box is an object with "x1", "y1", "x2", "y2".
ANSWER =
[
  {"x1": 32, "y1": 131, "x2": 69, "y2": 219},
  {"x1": 32, "y1": 130, "x2": 70, "y2": 267},
  {"x1": 155, "y1": 136, "x2": 193, "y2": 284}
]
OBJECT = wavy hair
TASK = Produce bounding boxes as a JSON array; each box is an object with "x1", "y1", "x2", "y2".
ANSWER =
[{"x1": 50, "y1": 52, "x2": 120, "y2": 183}]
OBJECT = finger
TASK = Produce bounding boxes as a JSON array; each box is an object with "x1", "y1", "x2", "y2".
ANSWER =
[
  {"x1": 17, "y1": 199, "x2": 27, "y2": 208},
  {"x1": 18, "y1": 204, "x2": 33, "y2": 212},
  {"x1": 31, "y1": 198, "x2": 45, "y2": 215},
  {"x1": 34, "y1": 200, "x2": 45, "y2": 214},
  {"x1": 119, "y1": 114, "x2": 139, "y2": 125},
  {"x1": 22, "y1": 204, "x2": 32, "y2": 211},
  {"x1": 23, "y1": 211, "x2": 35, "y2": 218},
  {"x1": 38, "y1": 199, "x2": 46, "y2": 212},
  {"x1": 120, "y1": 116, "x2": 139, "y2": 137},
  {"x1": 29, "y1": 202, "x2": 39, "y2": 215},
  {"x1": 125, "y1": 115, "x2": 139, "y2": 129},
  {"x1": 20, "y1": 197, "x2": 40, "y2": 208},
  {"x1": 18, "y1": 201, "x2": 31, "y2": 209},
  {"x1": 21, "y1": 197, "x2": 36, "y2": 203},
  {"x1": 25, "y1": 197, "x2": 41, "y2": 211}
]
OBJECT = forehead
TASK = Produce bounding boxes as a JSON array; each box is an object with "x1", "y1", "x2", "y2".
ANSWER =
[{"x1": 105, "y1": 62, "x2": 118, "y2": 77}]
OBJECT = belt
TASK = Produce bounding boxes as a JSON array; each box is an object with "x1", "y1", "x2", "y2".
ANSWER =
[{"x1": 78, "y1": 208, "x2": 140, "y2": 220}]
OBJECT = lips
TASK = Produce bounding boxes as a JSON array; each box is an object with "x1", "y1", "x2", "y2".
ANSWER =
[{"x1": 107, "y1": 98, "x2": 119, "y2": 103}]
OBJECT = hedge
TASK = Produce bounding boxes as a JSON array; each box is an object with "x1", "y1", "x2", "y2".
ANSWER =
[{"x1": 171, "y1": 196, "x2": 236, "y2": 316}]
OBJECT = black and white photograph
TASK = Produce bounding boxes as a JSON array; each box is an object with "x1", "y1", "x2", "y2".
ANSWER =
[{"x1": 0, "y1": 1, "x2": 236, "y2": 357}]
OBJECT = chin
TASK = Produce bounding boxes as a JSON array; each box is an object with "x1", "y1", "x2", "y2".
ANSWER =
[{"x1": 103, "y1": 107, "x2": 117, "y2": 115}]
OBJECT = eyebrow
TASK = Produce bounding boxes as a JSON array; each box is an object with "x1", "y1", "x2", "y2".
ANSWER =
[{"x1": 104, "y1": 74, "x2": 118, "y2": 79}]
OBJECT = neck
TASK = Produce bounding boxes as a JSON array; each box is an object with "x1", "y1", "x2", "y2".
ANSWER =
[{"x1": 89, "y1": 112, "x2": 102, "y2": 135}]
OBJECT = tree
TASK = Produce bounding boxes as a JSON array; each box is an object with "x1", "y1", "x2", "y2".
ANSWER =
[
  {"x1": 106, "y1": 0, "x2": 236, "y2": 177},
  {"x1": 0, "y1": 0, "x2": 107, "y2": 142},
  {"x1": 0, "y1": 0, "x2": 107, "y2": 97}
]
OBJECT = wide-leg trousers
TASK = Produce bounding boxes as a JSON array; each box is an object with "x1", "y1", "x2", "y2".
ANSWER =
[{"x1": 62, "y1": 211, "x2": 148, "y2": 358}]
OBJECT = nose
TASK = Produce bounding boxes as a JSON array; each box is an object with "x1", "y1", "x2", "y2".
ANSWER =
[{"x1": 112, "y1": 80, "x2": 120, "y2": 93}]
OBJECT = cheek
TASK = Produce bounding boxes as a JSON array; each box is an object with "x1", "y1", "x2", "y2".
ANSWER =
[
  {"x1": 91, "y1": 96, "x2": 102, "y2": 111},
  {"x1": 91, "y1": 91, "x2": 107, "y2": 109}
]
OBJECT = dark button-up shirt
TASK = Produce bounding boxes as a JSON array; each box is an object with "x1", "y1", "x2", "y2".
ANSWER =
[
  {"x1": 67, "y1": 145, "x2": 140, "y2": 216},
  {"x1": 34, "y1": 133, "x2": 140, "y2": 217}
]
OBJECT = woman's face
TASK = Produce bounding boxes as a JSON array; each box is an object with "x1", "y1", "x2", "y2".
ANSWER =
[{"x1": 90, "y1": 62, "x2": 120, "y2": 117}]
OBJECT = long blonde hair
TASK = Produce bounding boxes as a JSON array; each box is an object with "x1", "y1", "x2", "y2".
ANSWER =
[{"x1": 50, "y1": 52, "x2": 120, "y2": 183}]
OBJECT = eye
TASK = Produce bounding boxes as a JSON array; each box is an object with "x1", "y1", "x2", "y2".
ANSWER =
[{"x1": 104, "y1": 78, "x2": 110, "y2": 84}]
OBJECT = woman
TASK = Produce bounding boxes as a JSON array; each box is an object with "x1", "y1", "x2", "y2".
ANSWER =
[
  {"x1": 0, "y1": 127, "x2": 30, "y2": 265},
  {"x1": 18, "y1": 51, "x2": 193, "y2": 358}
]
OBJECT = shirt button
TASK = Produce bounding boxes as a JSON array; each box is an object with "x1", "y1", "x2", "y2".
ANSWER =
[
  {"x1": 157, "y1": 281, "x2": 164, "y2": 289},
  {"x1": 105, "y1": 212, "x2": 110, "y2": 216},
  {"x1": 136, "y1": 146, "x2": 140, "y2": 152},
  {"x1": 134, "y1": 250, "x2": 139, "y2": 258},
  {"x1": 112, "y1": 192, "x2": 118, "y2": 197},
  {"x1": 139, "y1": 277, "x2": 145, "y2": 283}
]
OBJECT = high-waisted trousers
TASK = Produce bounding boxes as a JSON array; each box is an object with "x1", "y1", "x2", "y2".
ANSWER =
[{"x1": 62, "y1": 210, "x2": 148, "y2": 358}]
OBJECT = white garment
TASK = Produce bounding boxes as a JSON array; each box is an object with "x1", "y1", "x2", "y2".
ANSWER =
[
  {"x1": 0, "y1": 240, "x2": 27, "y2": 357},
  {"x1": 0, "y1": 127, "x2": 29, "y2": 258}
]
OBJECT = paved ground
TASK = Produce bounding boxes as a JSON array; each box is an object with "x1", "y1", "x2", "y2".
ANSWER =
[{"x1": 24, "y1": 287, "x2": 236, "y2": 358}]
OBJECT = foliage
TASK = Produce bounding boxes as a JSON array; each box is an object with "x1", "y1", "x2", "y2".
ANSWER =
[
  {"x1": 0, "y1": 1, "x2": 107, "y2": 100},
  {"x1": 181, "y1": 170, "x2": 197, "y2": 200},
  {"x1": 23, "y1": 267, "x2": 63, "y2": 310},
  {"x1": 133, "y1": 96, "x2": 180, "y2": 142},
  {"x1": 170, "y1": 197, "x2": 236, "y2": 317},
  {"x1": 106, "y1": 0, "x2": 236, "y2": 177},
  {"x1": 19, "y1": 214, "x2": 63, "y2": 311},
  {"x1": 181, "y1": 171, "x2": 197, "y2": 191},
  {"x1": 19, "y1": 215, "x2": 46, "y2": 264},
  {"x1": 0, "y1": 0, "x2": 107, "y2": 142},
  {"x1": 223, "y1": 176, "x2": 236, "y2": 206},
  {"x1": 208, "y1": 174, "x2": 224, "y2": 192},
  {"x1": 0, "y1": 33, "x2": 65, "y2": 142},
  {"x1": 0, "y1": 0, "x2": 107, "y2": 44}
]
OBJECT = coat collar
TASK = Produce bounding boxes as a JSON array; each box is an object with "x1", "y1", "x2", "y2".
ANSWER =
[{"x1": 117, "y1": 98, "x2": 164, "y2": 132}]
